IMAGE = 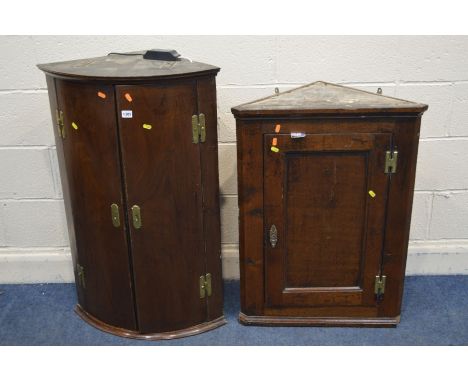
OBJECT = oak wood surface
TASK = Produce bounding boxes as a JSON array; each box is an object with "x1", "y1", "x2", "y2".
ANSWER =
[
  {"x1": 38, "y1": 53, "x2": 219, "y2": 82},
  {"x1": 232, "y1": 81, "x2": 428, "y2": 117},
  {"x1": 41, "y1": 55, "x2": 224, "y2": 338},
  {"x1": 45, "y1": 76, "x2": 82, "y2": 308},
  {"x1": 239, "y1": 312, "x2": 398, "y2": 328},
  {"x1": 236, "y1": 120, "x2": 266, "y2": 316},
  {"x1": 116, "y1": 81, "x2": 207, "y2": 334},
  {"x1": 234, "y1": 82, "x2": 427, "y2": 326},
  {"x1": 378, "y1": 116, "x2": 422, "y2": 318},
  {"x1": 264, "y1": 133, "x2": 391, "y2": 308},
  {"x1": 55, "y1": 79, "x2": 137, "y2": 330},
  {"x1": 197, "y1": 76, "x2": 224, "y2": 322},
  {"x1": 76, "y1": 304, "x2": 226, "y2": 340}
]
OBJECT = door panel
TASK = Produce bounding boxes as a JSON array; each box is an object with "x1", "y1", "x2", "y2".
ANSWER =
[
  {"x1": 285, "y1": 152, "x2": 367, "y2": 288},
  {"x1": 56, "y1": 80, "x2": 136, "y2": 330},
  {"x1": 116, "y1": 82, "x2": 206, "y2": 333},
  {"x1": 264, "y1": 133, "x2": 391, "y2": 308}
]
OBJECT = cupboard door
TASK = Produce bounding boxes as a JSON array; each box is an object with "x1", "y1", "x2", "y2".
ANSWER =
[
  {"x1": 116, "y1": 82, "x2": 206, "y2": 333},
  {"x1": 264, "y1": 132, "x2": 391, "y2": 308},
  {"x1": 55, "y1": 80, "x2": 136, "y2": 330}
]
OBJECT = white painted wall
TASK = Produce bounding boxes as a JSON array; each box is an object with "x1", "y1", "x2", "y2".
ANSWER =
[{"x1": 0, "y1": 35, "x2": 467, "y2": 283}]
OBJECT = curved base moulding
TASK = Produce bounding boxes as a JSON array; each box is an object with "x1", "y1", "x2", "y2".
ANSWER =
[
  {"x1": 75, "y1": 305, "x2": 227, "y2": 340},
  {"x1": 238, "y1": 312, "x2": 399, "y2": 328}
]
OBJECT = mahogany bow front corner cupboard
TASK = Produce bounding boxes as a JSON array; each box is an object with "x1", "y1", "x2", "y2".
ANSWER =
[
  {"x1": 38, "y1": 51, "x2": 225, "y2": 339},
  {"x1": 232, "y1": 82, "x2": 428, "y2": 327}
]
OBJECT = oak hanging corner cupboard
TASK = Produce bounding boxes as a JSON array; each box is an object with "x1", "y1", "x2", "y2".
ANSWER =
[
  {"x1": 38, "y1": 50, "x2": 225, "y2": 339},
  {"x1": 232, "y1": 81, "x2": 428, "y2": 327}
]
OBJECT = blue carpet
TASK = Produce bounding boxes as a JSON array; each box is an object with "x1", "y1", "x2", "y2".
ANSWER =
[{"x1": 0, "y1": 276, "x2": 466, "y2": 345}]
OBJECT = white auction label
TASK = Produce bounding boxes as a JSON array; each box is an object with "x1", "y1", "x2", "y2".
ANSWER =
[{"x1": 121, "y1": 110, "x2": 133, "y2": 118}]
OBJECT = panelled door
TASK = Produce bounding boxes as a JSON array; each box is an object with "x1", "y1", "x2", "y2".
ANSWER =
[
  {"x1": 55, "y1": 80, "x2": 136, "y2": 330},
  {"x1": 116, "y1": 81, "x2": 207, "y2": 333},
  {"x1": 264, "y1": 132, "x2": 391, "y2": 308}
]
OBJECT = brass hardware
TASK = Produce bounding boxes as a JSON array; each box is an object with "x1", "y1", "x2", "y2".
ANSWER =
[
  {"x1": 199, "y1": 113, "x2": 206, "y2": 143},
  {"x1": 111, "y1": 203, "x2": 120, "y2": 228},
  {"x1": 199, "y1": 273, "x2": 212, "y2": 299},
  {"x1": 192, "y1": 115, "x2": 199, "y2": 143},
  {"x1": 199, "y1": 275, "x2": 206, "y2": 298},
  {"x1": 385, "y1": 150, "x2": 398, "y2": 173},
  {"x1": 375, "y1": 275, "x2": 386, "y2": 295},
  {"x1": 77, "y1": 264, "x2": 86, "y2": 288},
  {"x1": 269, "y1": 224, "x2": 278, "y2": 248},
  {"x1": 131, "y1": 205, "x2": 142, "y2": 229},
  {"x1": 191, "y1": 114, "x2": 206, "y2": 144},
  {"x1": 205, "y1": 273, "x2": 212, "y2": 297},
  {"x1": 56, "y1": 109, "x2": 65, "y2": 139}
]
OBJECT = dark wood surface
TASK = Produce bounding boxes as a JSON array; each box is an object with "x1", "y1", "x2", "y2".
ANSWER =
[
  {"x1": 76, "y1": 304, "x2": 226, "y2": 340},
  {"x1": 116, "y1": 81, "x2": 207, "y2": 334},
  {"x1": 234, "y1": 82, "x2": 427, "y2": 326},
  {"x1": 236, "y1": 120, "x2": 266, "y2": 316},
  {"x1": 197, "y1": 76, "x2": 224, "y2": 322},
  {"x1": 377, "y1": 116, "x2": 422, "y2": 318},
  {"x1": 264, "y1": 133, "x2": 390, "y2": 308},
  {"x1": 45, "y1": 76, "x2": 82, "y2": 308},
  {"x1": 55, "y1": 79, "x2": 137, "y2": 330},
  {"x1": 38, "y1": 52, "x2": 219, "y2": 82},
  {"x1": 232, "y1": 81, "x2": 428, "y2": 116},
  {"x1": 41, "y1": 59, "x2": 224, "y2": 338},
  {"x1": 238, "y1": 312, "x2": 398, "y2": 328}
]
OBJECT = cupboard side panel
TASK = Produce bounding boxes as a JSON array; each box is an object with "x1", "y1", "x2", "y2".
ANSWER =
[
  {"x1": 45, "y1": 76, "x2": 81, "y2": 304},
  {"x1": 236, "y1": 120, "x2": 265, "y2": 315},
  {"x1": 197, "y1": 76, "x2": 224, "y2": 321},
  {"x1": 379, "y1": 116, "x2": 422, "y2": 318}
]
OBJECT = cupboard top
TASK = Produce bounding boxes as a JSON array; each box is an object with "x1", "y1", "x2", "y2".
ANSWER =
[
  {"x1": 232, "y1": 81, "x2": 428, "y2": 117},
  {"x1": 37, "y1": 51, "x2": 219, "y2": 81}
]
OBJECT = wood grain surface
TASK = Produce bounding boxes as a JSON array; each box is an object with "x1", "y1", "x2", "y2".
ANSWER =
[{"x1": 234, "y1": 82, "x2": 427, "y2": 326}]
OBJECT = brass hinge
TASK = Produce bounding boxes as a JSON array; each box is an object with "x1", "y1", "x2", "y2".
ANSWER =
[
  {"x1": 77, "y1": 264, "x2": 86, "y2": 289},
  {"x1": 192, "y1": 113, "x2": 206, "y2": 144},
  {"x1": 269, "y1": 224, "x2": 278, "y2": 248},
  {"x1": 56, "y1": 109, "x2": 65, "y2": 139},
  {"x1": 199, "y1": 273, "x2": 212, "y2": 298},
  {"x1": 385, "y1": 150, "x2": 398, "y2": 173},
  {"x1": 131, "y1": 205, "x2": 142, "y2": 229},
  {"x1": 111, "y1": 203, "x2": 121, "y2": 228},
  {"x1": 374, "y1": 275, "x2": 386, "y2": 296}
]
